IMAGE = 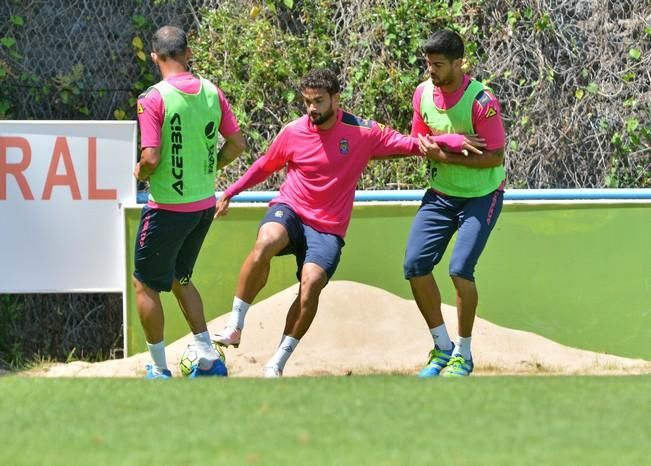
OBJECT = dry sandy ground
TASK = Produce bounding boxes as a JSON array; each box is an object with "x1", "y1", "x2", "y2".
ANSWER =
[{"x1": 25, "y1": 281, "x2": 651, "y2": 378}]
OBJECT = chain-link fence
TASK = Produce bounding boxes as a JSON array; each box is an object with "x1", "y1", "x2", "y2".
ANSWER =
[{"x1": 0, "y1": 0, "x2": 220, "y2": 119}]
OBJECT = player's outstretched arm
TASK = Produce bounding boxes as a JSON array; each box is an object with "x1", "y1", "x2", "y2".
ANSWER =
[
  {"x1": 215, "y1": 126, "x2": 290, "y2": 220},
  {"x1": 368, "y1": 123, "x2": 423, "y2": 160},
  {"x1": 431, "y1": 134, "x2": 486, "y2": 155},
  {"x1": 215, "y1": 193, "x2": 231, "y2": 218},
  {"x1": 418, "y1": 134, "x2": 503, "y2": 168},
  {"x1": 214, "y1": 154, "x2": 282, "y2": 219}
]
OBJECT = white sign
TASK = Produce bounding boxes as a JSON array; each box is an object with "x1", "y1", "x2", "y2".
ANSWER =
[{"x1": 0, "y1": 121, "x2": 137, "y2": 292}]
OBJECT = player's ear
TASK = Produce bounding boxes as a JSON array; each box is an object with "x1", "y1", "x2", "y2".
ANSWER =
[
  {"x1": 150, "y1": 52, "x2": 158, "y2": 65},
  {"x1": 184, "y1": 48, "x2": 193, "y2": 72},
  {"x1": 332, "y1": 92, "x2": 340, "y2": 109},
  {"x1": 460, "y1": 57, "x2": 471, "y2": 73}
]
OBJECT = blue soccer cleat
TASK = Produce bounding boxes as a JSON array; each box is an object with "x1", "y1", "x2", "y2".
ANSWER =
[
  {"x1": 442, "y1": 354, "x2": 474, "y2": 377},
  {"x1": 417, "y1": 344, "x2": 455, "y2": 377},
  {"x1": 189, "y1": 359, "x2": 228, "y2": 378},
  {"x1": 144, "y1": 364, "x2": 172, "y2": 379}
]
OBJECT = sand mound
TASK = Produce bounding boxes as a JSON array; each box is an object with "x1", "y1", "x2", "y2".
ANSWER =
[{"x1": 26, "y1": 281, "x2": 651, "y2": 378}]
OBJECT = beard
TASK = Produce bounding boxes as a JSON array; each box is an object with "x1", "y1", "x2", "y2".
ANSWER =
[
  {"x1": 309, "y1": 106, "x2": 335, "y2": 125},
  {"x1": 430, "y1": 74, "x2": 453, "y2": 87}
]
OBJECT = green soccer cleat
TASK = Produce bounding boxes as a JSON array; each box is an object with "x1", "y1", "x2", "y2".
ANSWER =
[{"x1": 442, "y1": 355, "x2": 474, "y2": 377}]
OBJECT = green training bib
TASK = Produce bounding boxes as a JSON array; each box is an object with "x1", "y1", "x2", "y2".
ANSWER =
[
  {"x1": 420, "y1": 79, "x2": 505, "y2": 197},
  {"x1": 149, "y1": 78, "x2": 222, "y2": 203}
]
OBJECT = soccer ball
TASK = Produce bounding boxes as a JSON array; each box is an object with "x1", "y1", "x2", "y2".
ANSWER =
[{"x1": 178, "y1": 342, "x2": 226, "y2": 377}]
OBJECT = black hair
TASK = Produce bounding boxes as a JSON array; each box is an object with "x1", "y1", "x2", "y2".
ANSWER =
[
  {"x1": 299, "y1": 68, "x2": 341, "y2": 95},
  {"x1": 421, "y1": 29, "x2": 464, "y2": 60},
  {"x1": 152, "y1": 26, "x2": 187, "y2": 60}
]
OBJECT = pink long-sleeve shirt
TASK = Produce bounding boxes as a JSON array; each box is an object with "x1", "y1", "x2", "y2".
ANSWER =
[{"x1": 225, "y1": 109, "x2": 420, "y2": 238}]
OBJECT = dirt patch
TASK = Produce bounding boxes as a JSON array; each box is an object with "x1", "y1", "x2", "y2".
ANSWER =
[{"x1": 24, "y1": 281, "x2": 651, "y2": 378}]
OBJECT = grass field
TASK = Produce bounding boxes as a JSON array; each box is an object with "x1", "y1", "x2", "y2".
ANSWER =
[{"x1": 1, "y1": 375, "x2": 650, "y2": 466}]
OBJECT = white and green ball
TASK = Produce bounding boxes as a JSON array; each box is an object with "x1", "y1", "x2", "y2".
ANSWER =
[{"x1": 178, "y1": 342, "x2": 226, "y2": 377}]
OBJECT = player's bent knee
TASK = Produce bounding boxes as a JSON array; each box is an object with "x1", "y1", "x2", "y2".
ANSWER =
[
  {"x1": 300, "y1": 266, "x2": 327, "y2": 290},
  {"x1": 251, "y1": 240, "x2": 279, "y2": 262},
  {"x1": 403, "y1": 258, "x2": 434, "y2": 279},
  {"x1": 449, "y1": 268, "x2": 475, "y2": 282},
  {"x1": 133, "y1": 273, "x2": 166, "y2": 293}
]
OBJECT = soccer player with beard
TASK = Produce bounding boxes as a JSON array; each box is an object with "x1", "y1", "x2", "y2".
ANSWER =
[{"x1": 211, "y1": 68, "x2": 480, "y2": 377}]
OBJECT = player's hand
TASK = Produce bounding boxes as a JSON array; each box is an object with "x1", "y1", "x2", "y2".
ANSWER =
[
  {"x1": 461, "y1": 134, "x2": 486, "y2": 156},
  {"x1": 215, "y1": 193, "x2": 231, "y2": 219},
  {"x1": 418, "y1": 134, "x2": 445, "y2": 161},
  {"x1": 133, "y1": 163, "x2": 149, "y2": 182}
]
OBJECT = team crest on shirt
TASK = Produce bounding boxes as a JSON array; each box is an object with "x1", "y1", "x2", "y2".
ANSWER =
[
  {"x1": 137, "y1": 102, "x2": 144, "y2": 114},
  {"x1": 339, "y1": 138, "x2": 349, "y2": 155},
  {"x1": 485, "y1": 107, "x2": 497, "y2": 118},
  {"x1": 274, "y1": 210, "x2": 284, "y2": 218},
  {"x1": 476, "y1": 91, "x2": 492, "y2": 106}
]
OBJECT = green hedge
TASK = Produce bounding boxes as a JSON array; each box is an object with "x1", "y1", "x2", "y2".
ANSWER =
[{"x1": 192, "y1": 0, "x2": 481, "y2": 191}]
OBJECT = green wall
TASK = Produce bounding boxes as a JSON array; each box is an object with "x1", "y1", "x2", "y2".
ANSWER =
[{"x1": 125, "y1": 202, "x2": 651, "y2": 359}]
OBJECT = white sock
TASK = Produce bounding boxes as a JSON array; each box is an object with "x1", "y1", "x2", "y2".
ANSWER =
[
  {"x1": 193, "y1": 331, "x2": 219, "y2": 369},
  {"x1": 454, "y1": 336, "x2": 472, "y2": 360},
  {"x1": 146, "y1": 340, "x2": 168, "y2": 372},
  {"x1": 228, "y1": 297, "x2": 250, "y2": 329},
  {"x1": 266, "y1": 335, "x2": 299, "y2": 371},
  {"x1": 430, "y1": 324, "x2": 452, "y2": 351}
]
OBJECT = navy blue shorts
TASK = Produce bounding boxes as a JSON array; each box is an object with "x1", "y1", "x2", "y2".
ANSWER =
[
  {"x1": 134, "y1": 205, "x2": 215, "y2": 292},
  {"x1": 261, "y1": 203, "x2": 345, "y2": 280},
  {"x1": 403, "y1": 189, "x2": 503, "y2": 281}
]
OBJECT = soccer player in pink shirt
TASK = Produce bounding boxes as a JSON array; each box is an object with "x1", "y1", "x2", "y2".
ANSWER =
[
  {"x1": 407, "y1": 30, "x2": 507, "y2": 377},
  {"x1": 212, "y1": 68, "x2": 437, "y2": 377}
]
